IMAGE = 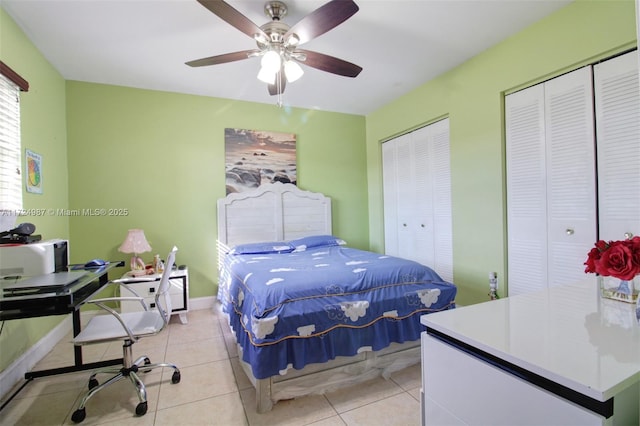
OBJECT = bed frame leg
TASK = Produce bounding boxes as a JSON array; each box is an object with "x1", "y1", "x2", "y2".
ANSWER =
[{"x1": 255, "y1": 378, "x2": 273, "y2": 413}]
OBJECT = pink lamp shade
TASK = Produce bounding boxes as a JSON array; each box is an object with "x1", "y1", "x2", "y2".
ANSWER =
[{"x1": 118, "y1": 229, "x2": 152, "y2": 271}]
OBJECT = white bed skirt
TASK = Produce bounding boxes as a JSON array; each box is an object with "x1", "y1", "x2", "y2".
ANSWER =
[{"x1": 224, "y1": 310, "x2": 421, "y2": 412}]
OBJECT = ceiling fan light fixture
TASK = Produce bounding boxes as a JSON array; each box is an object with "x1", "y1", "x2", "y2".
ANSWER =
[
  {"x1": 254, "y1": 33, "x2": 269, "y2": 46},
  {"x1": 285, "y1": 33, "x2": 300, "y2": 47},
  {"x1": 257, "y1": 66, "x2": 277, "y2": 84},
  {"x1": 284, "y1": 60, "x2": 303, "y2": 83},
  {"x1": 261, "y1": 50, "x2": 281, "y2": 72}
]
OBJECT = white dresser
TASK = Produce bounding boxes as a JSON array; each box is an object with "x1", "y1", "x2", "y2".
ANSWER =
[{"x1": 421, "y1": 282, "x2": 639, "y2": 425}]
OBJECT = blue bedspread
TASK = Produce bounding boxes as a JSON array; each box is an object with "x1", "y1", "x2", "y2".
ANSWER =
[{"x1": 218, "y1": 245, "x2": 456, "y2": 379}]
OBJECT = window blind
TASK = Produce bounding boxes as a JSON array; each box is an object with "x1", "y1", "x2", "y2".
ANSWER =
[{"x1": 0, "y1": 73, "x2": 22, "y2": 213}]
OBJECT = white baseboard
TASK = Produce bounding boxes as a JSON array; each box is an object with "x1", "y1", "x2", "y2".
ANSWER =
[
  {"x1": 0, "y1": 316, "x2": 72, "y2": 402},
  {"x1": 189, "y1": 295, "x2": 216, "y2": 311}
]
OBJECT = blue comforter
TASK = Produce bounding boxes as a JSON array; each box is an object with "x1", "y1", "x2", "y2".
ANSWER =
[{"x1": 218, "y1": 245, "x2": 456, "y2": 379}]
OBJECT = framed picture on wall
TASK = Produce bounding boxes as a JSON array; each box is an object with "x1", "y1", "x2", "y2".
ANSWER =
[
  {"x1": 25, "y1": 149, "x2": 42, "y2": 194},
  {"x1": 224, "y1": 128, "x2": 297, "y2": 195}
]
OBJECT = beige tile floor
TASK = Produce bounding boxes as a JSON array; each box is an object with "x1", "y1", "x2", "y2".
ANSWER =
[{"x1": 1, "y1": 306, "x2": 422, "y2": 426}]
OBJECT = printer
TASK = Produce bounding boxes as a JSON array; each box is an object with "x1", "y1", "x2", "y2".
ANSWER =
[{"x1": 0, "y1": 239, "x2": 69, "y2": 277}]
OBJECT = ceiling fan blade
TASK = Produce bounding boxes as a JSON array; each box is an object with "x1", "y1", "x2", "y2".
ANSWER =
[
  {"x1": 186, "y1": 50, "x2": 258, "y2": 67},
  {"x1": 268, "y1": 70, "x2": 287, "y2": 96},
  {"x1": 197, "y1": 0, "x2": 268, "y2": 40},
  {"x1": 285, "y1": 0, "x2": 359, "y2": 45},
  {"x1": 296, "y1": 49, "x2": 362, "y2": 77}
]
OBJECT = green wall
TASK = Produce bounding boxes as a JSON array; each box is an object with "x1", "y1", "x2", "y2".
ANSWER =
[
  {"x1": 366, "y1": 0, "x2": 637, "y2": 305},
  {"x1": 64, "y1": 82, "x2": 368, "y2": 299},
  {"x1": 1, "y1": 0, "x2": 637, "y2": 375},
  {"x1": 0, "y1": 8, "x2": 69, "y2": 371}
]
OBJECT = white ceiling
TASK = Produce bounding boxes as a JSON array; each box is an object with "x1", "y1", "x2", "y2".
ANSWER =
[{"x1": 3, "y1": 0, "x2": 572, "y2": 115}]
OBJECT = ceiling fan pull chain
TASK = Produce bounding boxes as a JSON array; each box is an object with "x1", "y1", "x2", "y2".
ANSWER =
[{"x1": 277, "y1": 71, "x2": 283, "y2": 107}]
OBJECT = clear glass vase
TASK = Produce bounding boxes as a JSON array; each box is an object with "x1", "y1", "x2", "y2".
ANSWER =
[{"x1": 599, "y1": 275, "x2": 639, "y2": 304}]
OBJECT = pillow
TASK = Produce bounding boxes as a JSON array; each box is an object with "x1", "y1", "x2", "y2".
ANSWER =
[
  {"x1": 289, "y1": 235, "x2": 346, "y2": 252},
  {"x1": 230, "y1": 241, "x2": 293, "y2": 255}
]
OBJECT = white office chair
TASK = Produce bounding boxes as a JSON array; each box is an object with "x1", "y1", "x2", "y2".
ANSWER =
[{"x1": 70, "y1": 247, "x2": 181, "y2": 423}]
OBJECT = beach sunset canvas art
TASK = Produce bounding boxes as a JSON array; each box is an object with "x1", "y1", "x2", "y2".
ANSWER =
[{"x1": 224, "y1": 128, "x2": 297, "y2": 195}]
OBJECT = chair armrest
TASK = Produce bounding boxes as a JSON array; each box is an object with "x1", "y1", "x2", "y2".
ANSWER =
[
  {"x1": 109, "y1": 280, "x2": 146, "y2": 298},
  {"x1": 85, "y1": 301, "x2": 138, "y2": 342},
  {"x1": 101, "y1": 281, "x2": 149, "y2": 309},
  {"x1": 86, "y1": 296, "x2": 149, "y2": 311}
]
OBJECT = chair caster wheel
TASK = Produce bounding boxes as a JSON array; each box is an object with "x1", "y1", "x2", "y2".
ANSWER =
[
  {"x1": 144, "y1": 357, "x2": 151, "y2": 365},
  {"x1": 71, "y1": 408, "x2": 86, "y2": 423},
  {"x1": 88, "y1": 378, "x2": 99, "y2": 390},
  {"x1": 171, "y1": 371, "x2": 181, "y2": 384},
  {"x1": 136, "y1": 401, "x2": 148, "y2": 416}
]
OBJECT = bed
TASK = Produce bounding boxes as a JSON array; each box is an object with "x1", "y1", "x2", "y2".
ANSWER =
[{"x1": 216, "y1": 182, "x2": 456, "y2": 412}]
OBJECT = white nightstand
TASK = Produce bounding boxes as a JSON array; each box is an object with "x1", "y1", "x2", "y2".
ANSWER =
[{"x1": 119, "y1": 267, "x2": 189, "y2": 324}]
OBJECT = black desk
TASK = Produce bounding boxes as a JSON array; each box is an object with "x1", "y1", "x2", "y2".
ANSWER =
[{"x1": 0, "y1": 261, "x2": 125, "y2": 382}]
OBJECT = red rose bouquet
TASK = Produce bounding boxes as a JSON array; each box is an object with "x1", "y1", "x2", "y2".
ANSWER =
[{"x1": 584, "y1": 236, "x2": 640, "y2": 281}]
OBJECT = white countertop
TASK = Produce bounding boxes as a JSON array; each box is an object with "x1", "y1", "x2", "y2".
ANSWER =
[{"x1": 421, "y1": 282, "x2": 640, "y2": 401}]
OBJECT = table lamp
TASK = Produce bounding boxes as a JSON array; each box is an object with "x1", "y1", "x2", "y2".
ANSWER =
[{"x1": 118, "y1": 229, "x2": 152, "y2": 272}]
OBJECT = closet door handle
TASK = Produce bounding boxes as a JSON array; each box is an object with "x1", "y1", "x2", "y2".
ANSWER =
[{"x1": 565, "y1": 228, "x2": 574, "y2": 236}]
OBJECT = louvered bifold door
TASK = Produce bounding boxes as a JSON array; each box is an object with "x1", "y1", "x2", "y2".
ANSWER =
[
  {"x1": 394, "y1": 133, "x2": 418, "y2": 261},
  {"x1": 594, "y1": 51, "x2": 640, "y2": 242},
  {"x1": 544, "y1": 67, "x2": 597, "y2": 288},
  {"x1": 506, "y1": 83, "x2": 548, "y2": 296},
  {"x1": 382, "y1": 140, "x2": 400, "y2": 257},
  {"x1": 411, "y1": 126, "x2": 435, "y2": 267},
  {"x1": 429, "y1": 118, "x2": 453, "y2": 284}
]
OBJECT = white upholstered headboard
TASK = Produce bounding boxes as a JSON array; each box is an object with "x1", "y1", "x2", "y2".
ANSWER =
[{"x1": 217, "y1": 182, "x2": 332, "y2": 248}]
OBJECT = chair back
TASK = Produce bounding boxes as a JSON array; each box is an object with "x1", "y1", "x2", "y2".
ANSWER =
[{"x1": 154, "y1": 246, "x2": 178, "y2": 326}]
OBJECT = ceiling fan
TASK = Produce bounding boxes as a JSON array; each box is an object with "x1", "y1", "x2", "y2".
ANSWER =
[{"x1": 186, "y1": 0, "x2": 363, "y2": 97}]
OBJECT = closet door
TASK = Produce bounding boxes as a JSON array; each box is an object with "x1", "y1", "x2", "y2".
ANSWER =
[
  {"x1": 411, "y1": 126, "x2": 435, "y2": 268},
  {"x1": 395, "y1": 133, "x2": 419, "y2": 261},
  {"x1": 543, "y1": 67, "x2": 597, "y2": 288},
  {"x1": 506, "y1": 84, "x2": 548, "y2": 296},
  {"x1": 429, "y1": 119, "x2": 453, "y2": 283},
  {"x1": 382, "y1": 119, "x2": 452, "y2": 282},
  {"x1": 382, "y1": 140, "x2": 399, "y2": 257},
  {"x1": 383, "y1": 132, "x2": 417, "y2": 261},
  {"x1": 506, "y1": 67, "x2": 596, "y2": 295},
  {"x1": 594, "y1": 51, "x2": 640, "y2": 242}
]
